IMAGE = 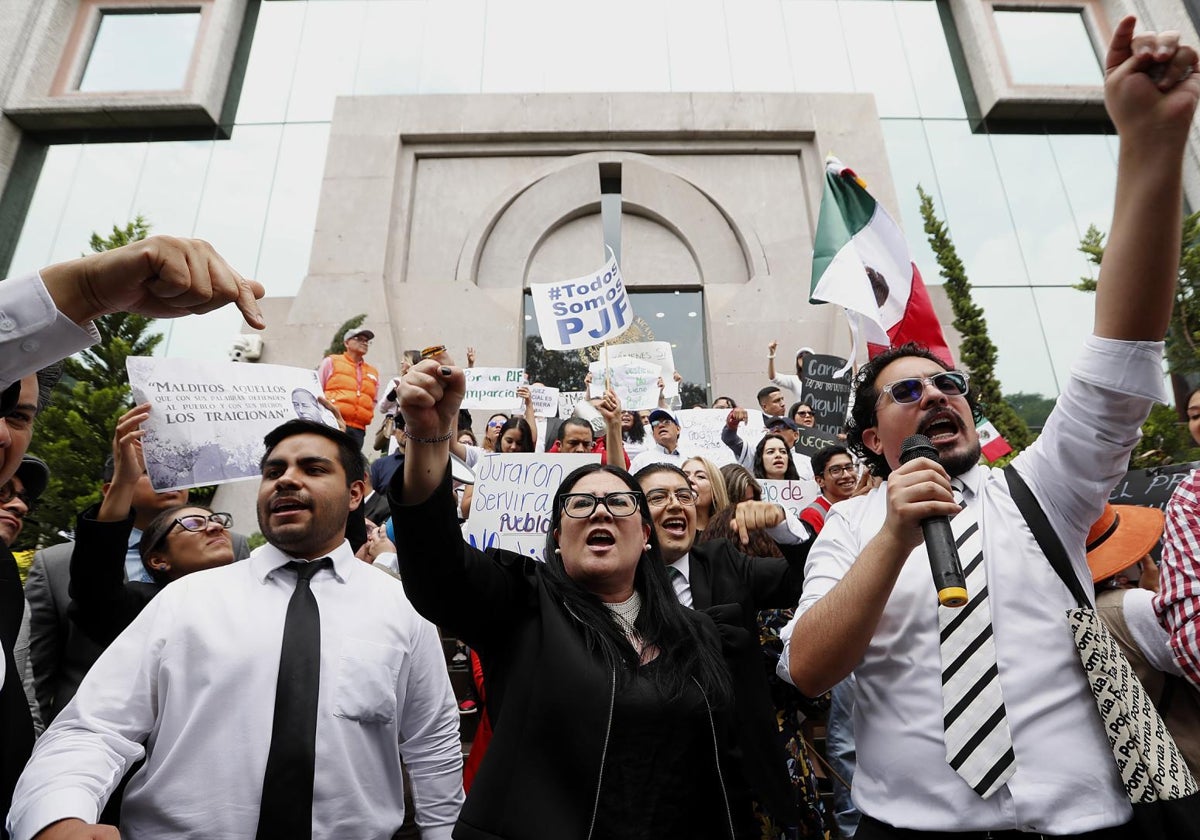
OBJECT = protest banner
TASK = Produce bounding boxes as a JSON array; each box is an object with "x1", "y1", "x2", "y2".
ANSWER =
[
  {"x1": 758, "y1": 479, "x2": 822, "y2": 519},
  {"x1": 529, "y1": 385, "x2": 560, "y2": 418},
  {"x1": 529, "y1": 251, "x2": 634, "y2": 350},
  {"x1": 463, "y1": 452, "x2": 600, "y2": 562},
  {"x1": 802, "y1": 353, "x2": 853, "y2": 436},
  {"x1": 587, "y1": 356, "x2": 661, "y2": 411},
  {"x1": 794, "y1": 427, "x2": 842, "y2": 457},
  {"x1": 1109, "y1": 462, "x2": 1200, "y2": 511},
  {"x1": 600, "y1": 341, "x2": 678, "y2": 400},
  {"x1": 127, "y1": 357, "x2": 339, "y2": 492},
  {"x1": 462, "y1": 367, "x2": 525, "y2": 411},
  {"x1": 677, "y1": 409, "x2": 764, "y2": 467},
  {"x1": 558, "y1": 390, "x2": 587, "y2": 419}
]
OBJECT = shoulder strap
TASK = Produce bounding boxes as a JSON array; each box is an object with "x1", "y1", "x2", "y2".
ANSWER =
[{"x1": 1002, "y1": 465, "x2": 1092, "y2": 609}]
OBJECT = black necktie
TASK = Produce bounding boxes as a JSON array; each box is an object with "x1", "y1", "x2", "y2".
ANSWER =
[{"x1": 256, "y1": 558, "x2": 331, "y2": 840}]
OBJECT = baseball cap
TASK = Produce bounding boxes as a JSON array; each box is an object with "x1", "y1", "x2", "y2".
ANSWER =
[
  {"x1": 15, "y1": 456, "x2": 49, "y2": 500},
  {"x1": 343, "y1": 328, "x2": 375, "y2": 343},
  {"x1": 647, "y1": 409, "x2": 679, "y2": 426},
  {"x1": 766, "y1": 416, "x2": 800, "y2": 432}
]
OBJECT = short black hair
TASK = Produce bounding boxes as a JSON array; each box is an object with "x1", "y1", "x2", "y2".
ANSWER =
[
  {"x1": 756, "y1": 386, "x2": 781, "y2": 404},
  {"x1": 139, "y1": 503, "x2": 214, "y2": 581},
  {"x1": 35, "y1": 363, "x2": 61, "y2": 414},
  {"x1": 633, "y1": 462, "x2": 692, "y2": 488},
  {"x1": 261, "y1": 420, "x2": 366, "y2": 488},
  {"x1": 811, "y1": 444, "x2": 852, "y2": 477},
  {"x1": 557, "y1": 416, "x2": 594, "y2": 443},
  {"x1": 845, "y1": 342, "x2": 979, "y2": 478}
]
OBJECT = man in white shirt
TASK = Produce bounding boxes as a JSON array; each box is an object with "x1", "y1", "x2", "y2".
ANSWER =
[
  {"x1": 781, "y1": 19, "x2": 1197, "y2": 838},
  {"x1": 9, "y1": 420, "x2": 463, "y2": 840},
  {"x1": 627, "y1": 409, "x2": 690, "y2": 473}
]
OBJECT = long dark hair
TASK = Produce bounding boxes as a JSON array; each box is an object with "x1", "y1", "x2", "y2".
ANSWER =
[
  {"x1": 754, "y1": 433, "x2": 799, "y2": 480},
  {"x1": 497, "y1": 416, "x2": 536, "y2": 453},
  {"x1": 543, "y1": 463, "x2": 730, "y2": 705},
  {"x1": 622, "y1": 411, "x2": 646, "y2": 445}
]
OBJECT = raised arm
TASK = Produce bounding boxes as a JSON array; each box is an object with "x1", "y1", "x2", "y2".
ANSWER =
[
  {"x1": 767, "y1": 340, "x2": 779, "y2": 381},
  {"x1": 95, "y1": 405, "x2": 148, "y2": 524},
  {"x1": 595, "y1": 388, "x2": 626, "y2": 468},
  {"x1": 1094, "y1": 17, "x2": 1199, "y2": 341}
]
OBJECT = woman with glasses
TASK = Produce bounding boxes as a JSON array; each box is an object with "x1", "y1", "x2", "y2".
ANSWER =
[
  {"x1": 391, "y1": 361, "x2": 752, "y2": 840},
  {"x1": 69, "y1": 404, "x2": 235, "y2": 647},
  {"x1": 788, "y1": 402, "x2": 816, "y2": 429},
  {"x1": 754, "y1": 434, "x2": 801, "y2": 482}
]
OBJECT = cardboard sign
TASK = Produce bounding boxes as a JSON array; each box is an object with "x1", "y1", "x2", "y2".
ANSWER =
[
  {"x1": 676, "y1": 409, "x2": 764, "y2": 467},
  {"x1": 529, "y1": 385, "x2": 560, "y2": 418},
  {"x1": 463, "y1": 452, "x2": 600, "y2": 562},
  {"x1": 802, "y1": 353, "x2": 853, "y2": 436},
  {"x1": 603, "y1": 341, "x2": 678, "y2": 399},
  {"x1": 793, "y1": 427, "x2": 842, "y2": 457},
  {"x1": 758, "y1": 479, "x2": 822, "y2": 519},
  {"x1": 462, "y1": 367, "x2": 525, "y2": 411},
  {"x1": 588, "y1": 357, "x2": 662, "y2": 411},
  {"x1": 558, "y1": 390, "x2": 587, "y2": 419},
  {"x1": 127, "y1": 357, "x2": 339, "y2": 492},
  {"x1": 529, "y1": 251, "x2": 634, "y2": 350},
  {"x1": 1109, "y1": 463, "x2": 1200, "y2": 511}
]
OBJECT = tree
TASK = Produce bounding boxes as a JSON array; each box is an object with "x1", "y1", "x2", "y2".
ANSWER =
[
  {"x1": 523, "y1": 335, "x2": 589, "y2": 390},
  {"x1": 324, "y1": 314, "x2": 367, "y2": 359},
  {"x1": 1004, "y1": 392, "x2": 1057, "y2": 432},
  {"x1": 918, "y1": 187, "x2": 1033, "y2": 455},
  {"x1": 22, "y1": 219, "x2": 162, "y2": 549}
]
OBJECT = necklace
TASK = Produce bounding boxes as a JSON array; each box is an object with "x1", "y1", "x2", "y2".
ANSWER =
[{"x1": 602, "y1": 590, "x2": 642, "y2": 639}]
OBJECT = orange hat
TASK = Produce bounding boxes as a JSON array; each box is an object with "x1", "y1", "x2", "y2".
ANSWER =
[{"x1": 1085, "y1": 503, "x2": 1165, "y2": 583}]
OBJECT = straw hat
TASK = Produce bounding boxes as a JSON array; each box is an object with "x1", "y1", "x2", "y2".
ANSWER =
[{"x1": 1085, "y1": 503, "x2": 1165, "y2": 583}]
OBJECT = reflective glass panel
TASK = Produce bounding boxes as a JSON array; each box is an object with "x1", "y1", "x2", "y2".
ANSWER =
[
  {"x1": 993, "y1": 9, "x2": 1103, "y2": 86},
  {"x1": 53, "y1": 143, "x2": 148, "y2": 264},
  {"x1": 726, "y1": 1, "x2": 794, "y2": 92},
  {"x1": 78, "y1": 10, "x2": 201, "y2": 92},
  {"x1": 234, "y1": 1, "x2": 305, "y2": 124},
  {"x1": 970, "y1": 286, "x2": 1060, "y2": 397},
  {"x1": 355, "y1": 1, "x2": 425, "y2": 95},
  {"x1": 839, "y1": 1, "x2": 920, "y2": 118},
  {"x1": 286, "y1": 1, "x2": 366, "y2": 122},
  {"x1": 880, "y1": 119, "x2": 943, "y2": 284},
  {"x1": 8, "y1": 146, "x2": 82, "y2": 276},
  {"x1": 666, "y1": 0, "x2": 734, "y2": 91},
  {"x1": 420, "y1": 0, "x2": 486, "y2": 93},
  {"x1": 784, "y1": 1, "x2": 855, "y2": 94},
  {"x1": 256, "y1": 123, "x2": 330, "y2": 296}
]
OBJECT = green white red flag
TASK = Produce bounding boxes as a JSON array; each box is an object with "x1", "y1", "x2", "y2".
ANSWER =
[
  {"x1": 976, "y1": 416, "x2": 1012, "y2": 462},
  {"x1": 810, "y1": 157, "x2": 954, "y2": 366}
]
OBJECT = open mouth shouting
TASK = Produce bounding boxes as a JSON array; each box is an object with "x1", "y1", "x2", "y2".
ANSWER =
[
  {"x1": 919, "y1": 409, "x2": 964, "y2": 447},
  {"x1": 269, "y1": 494, "x2": 311, "y2": 520},
  {"x1": 659, "y1": 515, "x2": 689, "y2": 539},
  {"x1": 585, "y1": 527, "x2": 617, "y2": 551}
]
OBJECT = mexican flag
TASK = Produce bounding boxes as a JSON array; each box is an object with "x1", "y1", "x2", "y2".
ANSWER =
[
  {"x1": 810, "y1": 158, "x2": 954, "y2": 366},
  {"x1": 976, "y1": 416, "x2": 1012, "y2": 462}
]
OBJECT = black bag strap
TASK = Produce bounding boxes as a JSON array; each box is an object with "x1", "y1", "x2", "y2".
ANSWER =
[{"x1": 1002, "y1": 465, "x2": 1092, "y2": 610}]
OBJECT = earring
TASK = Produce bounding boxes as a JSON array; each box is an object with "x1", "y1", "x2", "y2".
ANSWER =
[
  {"x1": 644, "y1": 543, "x2": 652, "y2": 552},
  {"x1": 554, "y1": 548, "x2": 561, "y2": 556}
]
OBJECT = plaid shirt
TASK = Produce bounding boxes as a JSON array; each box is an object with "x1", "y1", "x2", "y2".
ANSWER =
[{"x1": 1154, "y1": 468, "x2": 1200, "y2": 687}]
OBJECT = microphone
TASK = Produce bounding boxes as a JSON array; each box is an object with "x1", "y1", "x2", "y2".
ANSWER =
[{"x1": 899, "y1": 434, "x2": 967, "y2": 608}]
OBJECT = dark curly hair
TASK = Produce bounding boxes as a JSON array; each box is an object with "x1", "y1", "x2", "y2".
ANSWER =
[{"x1": 845, "y1": 342, "x2": 980, "y2": 479}]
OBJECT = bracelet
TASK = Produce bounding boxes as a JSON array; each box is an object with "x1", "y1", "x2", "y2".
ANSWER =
[
  {"x1": 767, "y1": 355, "x2": 775, "y2": 360},
  {"x1": 401, "y1": 427, "x2": 453, "y2": 444}
]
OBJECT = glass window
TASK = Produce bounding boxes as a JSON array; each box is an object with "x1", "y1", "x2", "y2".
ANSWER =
[
  {"x1": 78, "y1": 9, "x2": 202, "y2": 92},
  {"x1": 8, "y1": 146, "x2": 83, "y2": 276},
  {"x1": 894, "y1": 1, "x2": 967, "y2": 119},
  {"x1": 726, "y1": 1, "x2": 794, "y2": 93},
  {"x1": 783, "y1": 1, "x2": 855, "y2": 95},
  {"x1": 420, "y1": 0, "x2": 486, "y2": 93},
  {"x1": 993, "y1": 9, "x2": 1103, "y2": 86},
  {"x1": 482, "y1": 0, "x2": 551, "y2": 93},
  {"x1": 880, "y1": 119, "x2": 944, "y2": 285},
  {"x1": 233, "y1": 1, "x2": 305, "y2": 124},
  {"x1": 256, "y1": 123, "x2": 330, "y2": 296},
  {"x1": 666, "y1": 0, "x2": 733, "y2": 91},
  {"x1": 130, "y1": 138, "x2": 214, "y2": 238},
  {"x1": 53, "y1": 142, "x2": 148, "y2": 265},
  {"x1": 1048, "y1": 133, "x2": 1117, "y2": 250},
  {"x1": 838, "y1": 1, "x2": 921, "y2": 118},
  {"x1": 285, "y1": 1, "x2": 366, "y2": 123},
  {"x1": 970, "y1": 286, "x2": 1061, "y2": 397},
  {"x1": 355, "y1": 0, "x2": 425, "y2": 95}
]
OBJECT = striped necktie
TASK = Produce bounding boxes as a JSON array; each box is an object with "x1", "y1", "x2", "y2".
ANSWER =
[{"x1": 938, "y1": 480, "x2": 1016, "y2": 798}]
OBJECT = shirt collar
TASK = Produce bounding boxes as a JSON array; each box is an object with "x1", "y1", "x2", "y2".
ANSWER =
[
  {"x1": 953, "y1": 463, "x2": 988, "y2": 502},
  {"x1": 250, "y1": 539, "x2": 357, "y2": 584},
  {"x1": 670, "y1": 553, "x2": 690, "y2": 580},
  {"x1": 655, "y1": 442, "x2": 679, "y2": 457}
]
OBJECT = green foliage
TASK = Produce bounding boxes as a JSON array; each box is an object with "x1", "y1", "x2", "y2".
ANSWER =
[
  {"x1": 247, "y1": 531, "x2": 267, "y2": 550},
  {"x1": 325, "y1": 314, "x2": 367, "y2": 359},
  {"x1": 679, "y1": 381, "x2": 708, "y2": 409},
  {"x1": 524, "y1": 335, "x2": 589, "y2": 390},
  {"x1": 917, "y1": 186, "x2": 1033, "y2": 454},
  {"x1": 1004, "y1": 392, "x2": 1057, "y2": 432},
  {"x1": 20, "y1": 220, "x2": 157, "y2": 550},
  {"x1": 1131, "y1": 403, "x2": 1200, "y2": 467}
]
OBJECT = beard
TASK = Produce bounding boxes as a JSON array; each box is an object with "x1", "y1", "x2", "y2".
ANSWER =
[{"x1": 939, "y1": 438, "x2": 983, "y2": 477}]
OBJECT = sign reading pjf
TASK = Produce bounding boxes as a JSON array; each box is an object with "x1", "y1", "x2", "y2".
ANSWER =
[{"x1": 530, "y1": 252, "x2": 633, "y2": 350}]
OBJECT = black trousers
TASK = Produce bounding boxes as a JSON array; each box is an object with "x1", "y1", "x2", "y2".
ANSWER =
[{"x1": 856, "y1": 814, "x2": 1136, "y2": 840}]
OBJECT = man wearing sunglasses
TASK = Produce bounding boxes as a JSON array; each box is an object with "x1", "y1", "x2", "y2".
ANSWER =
[
  {"x1": 781, "y1": 20, "x2": 1198, "y2": 840},
  {"x1": 319, "y1": 328, "x2": 380, "y2": 449}
]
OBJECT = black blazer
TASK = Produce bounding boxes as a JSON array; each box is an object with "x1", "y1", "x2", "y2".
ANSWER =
[{"x1": 687, "y1": 536, "x2": 811, "y2": 828}]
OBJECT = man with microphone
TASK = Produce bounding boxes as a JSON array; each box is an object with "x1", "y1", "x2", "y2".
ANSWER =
[{"x1": 781, "y1": 18, "x2": 1197, "y2": 840}]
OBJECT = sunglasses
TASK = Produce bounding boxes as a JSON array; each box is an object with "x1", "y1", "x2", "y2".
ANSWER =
[
  {"x1": 877, "y1": 371, "x2": 970, "y2": 406},
  {"x1": 0, "y1": 481, "x2": 34, "y2": 512}
]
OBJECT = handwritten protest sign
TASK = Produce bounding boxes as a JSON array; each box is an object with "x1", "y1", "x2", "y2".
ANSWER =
[
  {"x1": 529, "y1": 385, "x2": 560, "y2": 418},
  {"x1": 127, "y1": 357, "x2": 339, "y2": 492},
  {"x1": 1109, "y1": 463, "x2": 1200, "y2": 511},
  {"x1": 677, "y1": 409, "x2": 764, "y2": 467},
  {"x1": 802, "y1": 353, "x2": 852, "y2": 436},
  {"x1": 558, "y1": 391, "x2": 586, "y2": 419},
  {"x1": 600, "y1": 341, "x2": 678, "y2": 400},
  {"x1": 529, "y1": 251, "x2": 634, "y2": 350},
  {"x1": 758, "y1": 479, "x2": 821, "y2": 518},
  {"x1": 463, "y1": 453, "x2": 600, "y2": 562},
  {"x1": 588, "y1": 357, "x2": 661, "y2": 411},
  {"x1": 794, "y1": 427, "x2": 842, "y2": 457},
  {"x1": 462, "y1": 367, "x2": 525, "y2": 411}
]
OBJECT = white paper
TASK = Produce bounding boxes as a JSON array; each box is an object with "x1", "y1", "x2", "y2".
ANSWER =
[
  {"x1": 462, "y1": 367, "x2": 525, "y2": 411},
  {"x1": 676, "y1": 409, "x2": 764, "y2": 467},
  {"x1": 757, "y1": 479, "x2": 822, "y2": 518},
  {"x1": 529, "y1": 385, "x2": 560, "y2": 418},
  {"x1": 529, "y1": 251, "x2": 634, "y2": 350},
  {"x1": 587, "y1": 357, "x2": 662, "y2": 412}
]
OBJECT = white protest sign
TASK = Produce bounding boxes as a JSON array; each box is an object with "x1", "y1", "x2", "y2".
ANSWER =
[
  {"x1": 462, "y1": 367, "x2": 525, "y2": 411},
  {"x1": 605, "y1": 341, "x2": 678, "y2": 399},
  {"x1": 529, "y1": 385, "x2": 560, "y2": 418},
  {"x1": 126, "y1": 357, "x2": 339, "y2": 492},
  {"x1": 558, "y1": 390, "x2": 586, "y2": 419},
  {"x1": 587, "y1": 357, "x2": 661, "y2": 411},
  {"x1": 758, "y1": 479, "x2": 821, "y2": 518},
  {"x1": 676, "y1": 409, "x2": 764, "y2": 467},
  {"x1": 529, "y1": 251, "x2": 633, "y2": 350},
  {"x1": 463, "y1": 452, "x2": 600, "y2": 562}
]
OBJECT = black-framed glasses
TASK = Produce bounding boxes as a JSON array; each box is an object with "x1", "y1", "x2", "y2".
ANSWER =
[
  {"x1": 645, "y1": 488, "x2": 697, "y2": 508},
  {"x1": 560, "y1": 492, "x2": 642, "y2": 519},
  {"x1": 0, "y1": 481, "x2": 34, "y2": 513},
  {"x1": 172, "y1": 512, "x2": 233, "y2": 534},
  {"x1": 878, "y1": 371, "x2": 969, "y2": 406},
  {"x1": 824, "y1": 464, "x2": 856, "y2": 477}
]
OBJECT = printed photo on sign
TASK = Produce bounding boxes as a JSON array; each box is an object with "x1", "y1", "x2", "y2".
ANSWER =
[
  {"x1": 463, "y1": 453, "x2": 600, "y2": 562},
  {"x1": 529, "y1": 251, "x2": 634, "y2": 350},
  {"x1": 757, "y1": 479, "x2": 821, "y2": 519},
  {"x1": 801, "y1": 353, "x2": 852, "y2": 436},
  {"x1": 462, "y1": 367, "x2": 525, "y2": 411},
  {"x1": 127, "y1": 357, "x2": 339, "y2": 492}
]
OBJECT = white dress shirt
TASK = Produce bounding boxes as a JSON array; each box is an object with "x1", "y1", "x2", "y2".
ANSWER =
[
  {"x1": 8, "y1": 541, "x2": 463, "y2": 840},
  {"x1": 628, "y1": 443, "x2": 688, "y2": 474},
  {"x1": 0, "y1": 273, "x2": 99, "y2": 391},
  {"x1": 778, "y1": 335, "x2": 1166, "y2": 835}
]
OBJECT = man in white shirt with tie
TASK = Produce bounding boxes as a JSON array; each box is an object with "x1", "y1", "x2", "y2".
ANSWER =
[
  {"x1": 781, "y1": 18, "x2": 1198, "y2": 839},
  {"x1": 9, "y1": 420, "x2": 463, "y2": 840}
]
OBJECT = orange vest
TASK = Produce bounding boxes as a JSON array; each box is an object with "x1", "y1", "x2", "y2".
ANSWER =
[{"x1": 323, "y1": 353, "x2": 379, "y2": 430}]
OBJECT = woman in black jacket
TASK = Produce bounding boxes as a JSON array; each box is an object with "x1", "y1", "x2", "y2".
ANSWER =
[{"x1": 391, "y1": 358, "x2": 753, "y2": 840}]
